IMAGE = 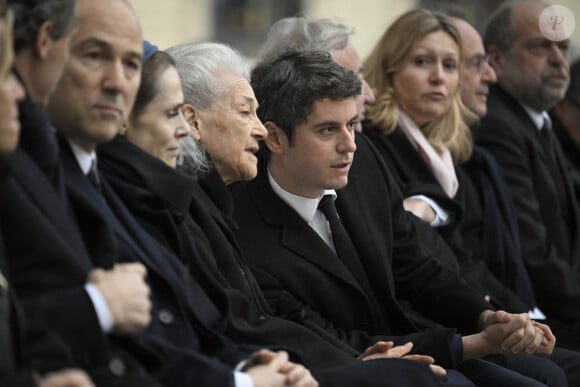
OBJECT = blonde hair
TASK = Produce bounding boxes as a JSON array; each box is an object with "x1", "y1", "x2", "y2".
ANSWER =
[{"x1": 364, "y1": 8, "x2": 476, "y2": 162}]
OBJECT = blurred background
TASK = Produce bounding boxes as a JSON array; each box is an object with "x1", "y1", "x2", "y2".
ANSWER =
[{"x1": 132, "y1": 0, "x2": 579, "y2": 60}]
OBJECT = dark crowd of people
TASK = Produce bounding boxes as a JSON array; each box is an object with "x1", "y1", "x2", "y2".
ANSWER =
[{"x1": 2, "y1": 0, "x2": 580, "y2": 386}]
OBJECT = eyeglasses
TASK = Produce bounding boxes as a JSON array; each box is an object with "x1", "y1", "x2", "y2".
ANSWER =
[{"x1": 464, "y1": 53, "x2": 490, "y2": 73}]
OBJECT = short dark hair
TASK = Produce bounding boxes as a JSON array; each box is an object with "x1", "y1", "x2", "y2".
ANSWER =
[
  {"x1": 251, "y1": 49, "x2": 361, "y2": 144},
  {"x1": 131, "y1": 50, "x2": 176, "y2": 120},
  {"x1": 9, "y1": 0, "x2": 76, "y2": 53},
  {"x1": 483, "y1": 3, "x2": 514, "y2": 54}
]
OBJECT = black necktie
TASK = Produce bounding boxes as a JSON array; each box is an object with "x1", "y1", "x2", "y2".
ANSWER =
[
  {"x1": 318, "y1": 195, "x2": 387, "y2": 326},
  {"x1": 541, "y1": 119, "x2": 558, "y2": 165},
  {"x1": 540, "y1": 119, "x2": 572, "y2": 215},
  {"x1": 87, "y1": 159, "x2": 102, "y2": 195},
  {"x1": 317, "y1": 195, "x2": 369, "y2": 288}
]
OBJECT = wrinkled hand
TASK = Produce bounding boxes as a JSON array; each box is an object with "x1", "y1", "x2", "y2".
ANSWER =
[
  {"x1": 403, "y1": 198, "x2": 436, "y2": 224},
  {"x1": 245, "y1": 350, "x2": 318, "y2": 387},
  {"x1": 88, "y1": 263, "x2": 151, "y2": 334},
  {"x1": 39, "y1": 369, "x2": 95, "y2": 387},
  {"x1": 480, "y1": 310, "x2": 541, "y2": 355},
  {"x1": 360, "y1": 341, "x2": 445, "y2": 376}
]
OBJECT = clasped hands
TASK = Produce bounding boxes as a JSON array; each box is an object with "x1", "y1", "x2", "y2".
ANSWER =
[
  {"x1": 242, "y1": 349, "x2": 318, "y2": 387},
  {"x1": 88, "y1": 262, "x2": 152, "y2": 334},
  {"x1": 478, "y1": 310, "x2": 555, "y2": 356},
  {"x1": 357, "y1": 309, "x2": 556, "y2": 378}
]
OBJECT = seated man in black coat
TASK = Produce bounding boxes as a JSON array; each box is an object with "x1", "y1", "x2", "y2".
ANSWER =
[
  {"x1": 478, "y1": 0, "x2": 580, "y2": 328},
  {"x1": 232, "y1": 49, "x2": 560, "y2": 387}
]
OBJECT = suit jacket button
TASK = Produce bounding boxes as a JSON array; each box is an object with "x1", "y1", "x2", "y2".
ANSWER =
[
  {"x1": 159, "y1": 309, "x2": 174, "y2": 325},
  {"x1": 109, "y1": 357, "x2": 126, "y2": 376}
]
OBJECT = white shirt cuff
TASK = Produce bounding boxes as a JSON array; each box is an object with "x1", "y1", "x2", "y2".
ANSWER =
[
  {"x1": 85, "y1": 283, "x2": 113, "y2": 332},
  {"x1": 528, "y1": 307, "x2": 547, "y2": 320},
  {"x1": 234, "y1": 371, "x2": 254, "y2": 387},
  {"x1": 408, "y1": 194, "x2": 451, "y2": 227}
]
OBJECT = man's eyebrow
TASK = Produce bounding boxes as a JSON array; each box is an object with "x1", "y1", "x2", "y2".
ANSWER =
[
  {"x1": 313, "y1": 120, "x2": 341, "y2": 128},
  {"x1": 313, "y1": 114, "x2": 358, "y2": 128}
]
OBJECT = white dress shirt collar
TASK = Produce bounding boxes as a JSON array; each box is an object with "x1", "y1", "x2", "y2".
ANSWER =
[
  {"x1": 267, "y1": 168, "x2": 336, "y2": 223},
  {"x1": 68, "y1": 140, "x2": 97, "y2": 175},
  {"x1": 522, "y1": 105, "x2": 551, "y2": 131}
]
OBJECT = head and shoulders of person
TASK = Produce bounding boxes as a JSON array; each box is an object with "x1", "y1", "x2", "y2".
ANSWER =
[
  {"x1": 249, "y1": 49, "x2": 361, "y2": 208},
  {"x1": 98, "y1": 42, "x2": 192, "y2": 199},
  {"x1": 46, "y1": 0, "x2": 143, "y2": 174},
  {"x1": 363, "y1": 8, "x2": 475, "y2": 163},
  {"x1": 258, "y1": 15, "x2": 375, "y2": 132},
  {"x1": 483, "y1": 0, "x2": 570, "y2": 119},
  {"x1": 94, "y1": 42, "x2": 206, "y2": 230},
  {"x1": 168, "y1": 42, "x2": 267, "y2": 204},
  {"x1": 441, "y1": 9, "x2": 500, "y2": 166},
  {"x1": 10, "y1": 0, "x2": 76, "y2": 107}
]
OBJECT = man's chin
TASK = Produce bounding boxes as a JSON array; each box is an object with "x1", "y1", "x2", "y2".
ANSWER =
[{"x1": 89, "y1": 124, "x2": 123, "y2": 145}]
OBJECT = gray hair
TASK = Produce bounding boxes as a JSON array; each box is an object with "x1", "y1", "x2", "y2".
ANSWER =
[
  {"x1": 10, "y1": 0, "x2": 76, "y2": 53},
  {"x1": 167, "y1": 42, "x2": 250, "y2": 176},
  {"x1": 166, "y1": 41, "x2": 251, "y2": 110},
  {"x1": 176, "y1": 136, "x2": 211, "y2": 176},
  {"x1": 257, "y1": 16, "x2": 353, "y2": 63}
]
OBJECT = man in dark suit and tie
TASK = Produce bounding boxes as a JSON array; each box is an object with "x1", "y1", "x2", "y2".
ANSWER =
[
  {"x1": 232, "y1": 49, "x2": 561, "y2": 387},
  {"x1": 477, "y1": 0, "x2": 580, "y2": 327}
]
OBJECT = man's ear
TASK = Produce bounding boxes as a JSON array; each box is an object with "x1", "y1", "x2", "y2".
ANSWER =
[
  {"x1": 263, "y1": 121, "x2": 288, "y2": 155},
  {"x1": 182, "y1": 104, "x2": 201, "y2": 140},
  {"x1": 487, "y1": 46, "x2": 504, "y2": 79},
  {"x1": 35, "y1": 21, "x2": 55, "y2": 60}
]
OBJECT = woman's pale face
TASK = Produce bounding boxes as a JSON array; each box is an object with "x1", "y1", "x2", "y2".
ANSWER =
[
  {"x1": 0, "y1": 21, "x2": 25, "y2": 154},
  {"x1": 193, "y1": 72, "x2": 267, "y2": 185},
  {"x1": 127, "y1": 66, "x2": 189, "y2": 168},
  {"x1": 392, "y1": 30, "x2": 460, "y2": 127}
]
